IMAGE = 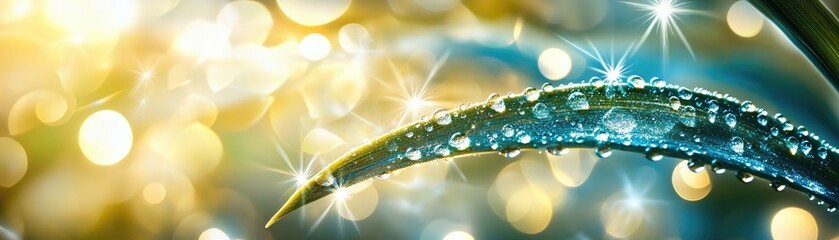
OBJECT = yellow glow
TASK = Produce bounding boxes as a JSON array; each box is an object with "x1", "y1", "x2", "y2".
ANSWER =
[
  {"x1": 727, "y1": 1, "x2": 764, "y2": 38},
  {"x1": 443, "y1": 231, "x2": 475, "y2": 240},
  {"x1": 337, "y1": 183, "x2": 379, "y2": 221},
  {"x1": 299, "y1": 33, "x2": 332, "y2": 61},
  {"x1": 0, "y1": 0, "x2": 30, "y2": 24},
  {"x1": 601, "y1": 191, "x2": 644, "y2": 238},
  {"x1": 9, "y1": 90, "x2": 74, "y2": 135},
  {"x1": 300, "y1": 61, "x2": 366, "y2": 120},
  {"x1": 45, "y1": 0, "x2": 136, "y2": 39},
  {"x1": 302, "y1": 128, "x2": 346, "y2": 154},
  {"x1": 174, "y1": 21, "x2": 232, "y2": 59},
  {"x1": 198, "y1": 228, "x2": 230, "y2": 240},
  {"x1": 217, "y1": 1, "x2": 274, "y2": 46},
  {"x1": 276, "y1": 0, "x2": 351, "y2": 26},
  {"x1": 339, "y1": 23, "x2": 370, "y2": 53},
  {"x1": 671, "y1": 160, "x2": 712, "y2": 201},
  {"x1": 0, "y1": 137, "x2": 27, "y2": 187},
  {"x1": 79, "y1": 110, "x2": 133, "y2": 166},
  {"x1": 143, "y1": 182, "x2": 167, "y2": 204},
  {"x1": 547, "y1": 149, "x2": 598, "y2": 187},
  {"x1": 771, "y1": 207, "x2": 818, "y2": 240},
  {"x1": 172, "y1": 94, "x2": 218, "y2": 127},
  {"x1": 538, "y1": 48, "x2": 572, "y2": 80},
  {"x1": 507, "y1": 187, "x2": 552, "y2": 234},
  {"x1": 170, "y1": 122, "x2": 223, "y2": 177}
]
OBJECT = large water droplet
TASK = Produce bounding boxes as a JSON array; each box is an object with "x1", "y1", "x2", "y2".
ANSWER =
[
  {"x1": 523, "y1": 87, "x2": 540, "y2": 102},
  {"x1": 433, "y1": 144, "x2": 451, "y2": 157},
  {"x1": 532, "y1": 102, "x2": 550, "y2": 119},
  {"x1": 541, "y1": 83, "x2": 554, "y2": 92},
  {"x1": 629, "y1": 75, "x2": 646, "y2": 89},
  {"x1": 433, "y1": 109, "x2": 452, "y2": 125},
  {"x1": 567, "y1": 92, "x2": 590, "y2": 110},
  {"x1": 487, "y1": 93, "x2": 506, "y2": 113},
  {"x1": 406, "y1": 147, "x2": 422, "y2": 160},
  {"x1": 708, "y1": 112, "x2": 716, "y2": 123},
  {"x1": 449, "y1": 132, "x2": 471, "y2": 150},
  {"x1": 707, "y1": 100, "x2": 719, "y2": 112},
  {"x1": 800, "y1": 140, "x2": 812, "y2": 155},
  {"x1": 645, "y1": 149, "x2": 663, "y2": 161},
  {"x1": 546, "y1": 145, "x2": 569, "y2": 156},
  {"x1": 711, "y1": 159, "x2": 726, "y2": 174},
  {"x1": 405, "y1": 131, "x2": 414, "y2": 138},
  {"x1": 786, "y1": 137, "x2": 799, "y2": 155},
  {"x1": 724, "y1": 113, "x2": 737, "y2": 128},
  {"x1": 770, "y1": 181, "x2": 786, "y2": 192},
  {"x1": 517, "y1": 133, "x2": 532, "y2": 144},
  {"x1": 730, "y1": 136, "x2": 744, "y2": 154},
  {"x1": 602, "y1": 107, "x2": 638, "y2": 134},
  {"x1": 737, "y1": 171, "x2": 753, "y2": 183},
  {"x1": 678, "y1": 87, "x2": 693, "y2": 100},
  {"x1": 502, "y1": 124, "x2": 515, "y2": 137},
  {"x1": 740, "y1": 100, "x2": 756, "y2": 113},
  {"x1": 669, "y1": 96, "x2": 681, "y2": 110},
  {"x1": 499, "y1": 147, "x2": 521, "y2": 158},
  {"x1": 595, "y1": 145, "x2": 612, "y2": 158},
  {"x1": 679, "y1": 106, "x2": 697, "y2": 127},
  {"x1": 770, "y1": 127, "x2": 779, "y2": 136},
  {"x1": 316, "y1": 172, "x2": 336, "y2": 186},
  {"x1": 797, "y1": 126, "x2": 809, "y2": 136},
  {"x1": 687, "y1": 159, "x2": 705, "y2": 173},
  {"x1": 756, "y1": 111, "x2": 768, "y2": 126},
  {"x1": 650, "y1": 77, "x2": 666, "y2": 88}
]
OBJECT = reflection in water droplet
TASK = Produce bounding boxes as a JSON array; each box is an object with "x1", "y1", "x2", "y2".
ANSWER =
[
  {"x1": 602, "y1": 107, "x2": 638, "y2": 134},
  {"x1": 448, "y1": 132, "x2": 471, "y2": 150},
  {"x1": 757, "y1": 111, "x2": 768, "y2": 126},
  {"x1": 645, "y1": 149, "x2": 663, "y2": 161},
  {"x1": 737, "y1": 171, "x2": 754, "y2": 183},
  {"x1": 650, "y1": 77, "x2": 666, "y2": 87},
  {"x1": 687, "y1": 160, "x2": 705, "y2": 173},
  {"x1": 711, "y1": 159, "x2": 726, "y2": 174},
  {"x1": 523, "y1": 87, "x2": 540, "y2": 102},
  {"x1": 817, "y1": 147, "x2": 828, "y2": 159},
  {"x1": 707, "y1": 99, "x2": 719, "y2": 112},
  {"x1": 567, "y1": 92, "x2": 590, "y2": 110},
  {"x1": 786, "y1": 137, "x2": 799, "y2": 155},
  {"x1": 546, "y1": 145, "x2": 569, "y2": 156},
  {"x1": 406, "y1": 147, "x2": 422, "y2": 160},
  {"x1": 629, "y1": 75, "x2": 645, "y2": 89},
  {"x1": 532, "y1": 103, "x2": 550, "y2": 119},
  {"x1": 679, "y1": 106, "x2": 696, "y2": 127},
  {"x1": 595, "y1": 145, "x2": 612, "y2": 158},
  {"x1": 731, "y1": 136, "x2": 745, "y2": 154},
  {"x1": 518, "y1": 133, "x2": 532, "y2": 144},
  {"x1": 502, "y1": 124, "x2": 515, "y2": 137},
  {"x1": 488, "y1": 93, "x2": 506, "y2": 113},
  {"x1": 740, "y1": 100, "x2": 756, "y2": 113},
  {"x1": 678, "y1": 87, "x2": 692, "y2": 100},
  {"x1": 669, "y1": 96, "x2": 681, "y2": 110},
  {"x1": 800, "y1": 140, "x2": 812, "y2": 156},
  {"x1": 770, "y1": 181, "x2": 786, "y2": 192},
  {"x1": 724, "y1": 113, "x2": 737, "y2": 128},
  {"x1": 434, "y1": 109, "x2": 452, "y2": 125},
  {"x1": 500, "y1": 147, "x2": 521, "y2": 158}
]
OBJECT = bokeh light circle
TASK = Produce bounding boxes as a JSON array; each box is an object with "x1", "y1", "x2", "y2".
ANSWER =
[{"x1": 79, "y1": 110, "x2": 133, "y2": 166}]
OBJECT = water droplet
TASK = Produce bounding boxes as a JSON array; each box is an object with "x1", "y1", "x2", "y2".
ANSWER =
[
  {"x1": 433, "y1": 145, "x2": 451, "y2": 157},
  {"x1": 708, "y1": 112, "x2": 716, "y2": 123},
  {"x1": 567, "y1": 92, "x2": 590, "y2": 110},
  {"x1": 730, "y1": 136, "x2": 744, "y2": 154},
  {"x1": 770, "y1": 127, "x2": 779, "y2": 136},
  {"x1": 711, "y1": 159, "x2": 726, "y2": 174},
  {"x1": 737, "y1": 171, "x2": 753, "y2": 183},
  {"x1": 532, "y1": 102, "x2": 550, "y2": 119},
  {"x1": 406, "y1": 147, "x2": 422, "y2": 160},
  {"x1": 487, "y1": 93, "x2": 505, "y2": 113},
  {"x1": 669, "y1": 96, "x2": 681, "y2": 110},
  {"x1": 707, "y1": 100, "x2": 719, "y2": 112},
  {"x1": 499, "y1": 147, "x2": 521, "y2": 158},
  {"x1": 590, "y1": 77, "x2": 604, "y2": 88},
  {"x1": 679, "y1": 106, "x2": 697, "y2": 127},
  {"x1": 425, "y1": 123, "x2": 434, "y2": 132},
  {"x1": 595, "y1": 145, "x2": 612, "y2": 158},
  {"x1": 678, "y1": 87, "x2": 692, "y2": 100},
  {"x1": 523, "y1": 87, "x2": 540, "y2": 102},
  {"x1": 797, "y1": 126, "x2": 809, "y2": 136},
  {"x1": 775, "y1": 113, "x2": 787, "y2": 123},
  {"x1": 756, "y1": 111, "x2": 768, "y2": 126},
  {"x1": 828, "y1": 206, "x2": 837, "y2": 213},
  {"x1": 517, "y1": 133, "x2": 532, "y2": 144},
  {"x1": 687, "y1": 160, "x2": 705, "y2": 173},
  {"x1": 546, "y1": 145, "x2": 569, "y2": 155},
  {"x1": 502, "y1": 124, "x2": 515, "y2": 137},
  {"x1": 316, "y1": 172, "x2": 336, "y2": 186},
  {"x1": 541, "y1": 83, "x2": 554, "y2": 92},
  {"x1": 448, "y1": 132, "x2": 471, "y2": 150},
  {"x1": 594, "y1": 129, "x2": 609, "y2": 142},
  {"x1": 786, "y1": 137, "x2": 799, "y2": 155},
  {"x1": 376, "y1": 172, "x2": 392, "y2": 179},
  {"x1": 650, "y1": 77, "x2": 666, "y2": 87},
  {"x1": 645, "y1": 149, "x2": 663, "y2": 161},
  {"x1": 433, "y1": 109, "x2": 452, "y2": 125},
  {"x1": 724, "y1": 113, "x2": 737, "y2": 128},
  {"x1": 405, "y1": 131, "x2": 414, "y2": 138},
  {"x1": 818, "y1": 147, "x2": 828, "y2": 159},
  {"x1": 629, "y1": 75, "x2": 645, "y2": 89},
  {"x1": 782, "y1": 122, "x2": 793, "y2": 132},
  {"x1": 740, "y1": 100, "x2": 756, "y2": 113},
  {"x1": 770, "y1": 181, "x2": 786, "y2": 192},
  {"x1": 490, "y1": 139, "x2": 499, "y2": 150},
  {"x1": 800, "y1": 140, "x2": 812, "y2": 155}
]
